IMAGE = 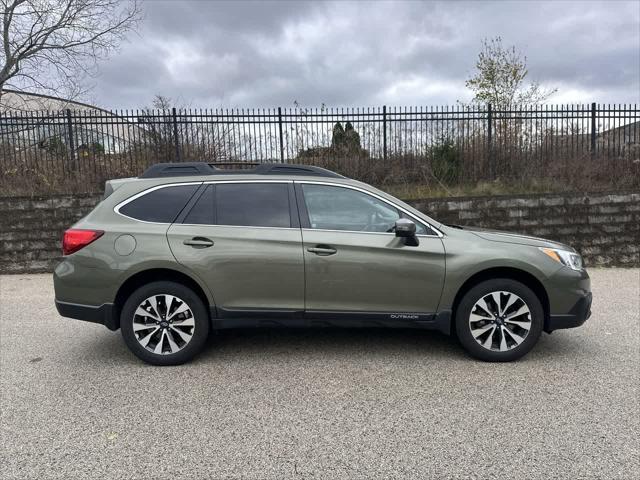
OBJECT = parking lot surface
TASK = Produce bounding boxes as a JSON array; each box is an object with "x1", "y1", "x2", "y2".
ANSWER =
[{"x1": 1, "y1": 269, "x2": 638, "y2": 479}]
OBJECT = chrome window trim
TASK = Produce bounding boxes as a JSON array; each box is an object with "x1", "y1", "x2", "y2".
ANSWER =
[
  {"x1": 177, "y1": 223, "x2": 298, "y2": 231},
  {"x1": 114, "y1": 180, "x2": 293, "y2": 226},
  {"x1": 301, "y1": 228, "x2": 439, "y2": 239},
  {"x1": 113, "y1": 178, "x2": 444, "y2": 237},
  {"x1": 296, "y1": 180, "x2": 444, "y2": 238}
]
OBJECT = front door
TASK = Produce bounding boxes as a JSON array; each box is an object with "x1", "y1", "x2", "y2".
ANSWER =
[
  {"x1": 167, "y1": 182, "x2": 304, "y2": 316},
  {"x1": 296, "y1": 182, "x2": 446, "y2": 316}
]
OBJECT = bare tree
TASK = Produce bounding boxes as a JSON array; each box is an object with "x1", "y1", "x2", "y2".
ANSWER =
[
  {"x1": 464, "y1": 37, "x2": 559, "y2": 179},
  {"x1": 465, "y1": 36, "x2": 556, "y2": 109},
  {"x1": 136, "y1": 95, "x2": 178, "y2": 162},
  {"x1": 136, "y1": 94, "x2": 241, "y2": 163},
  {"x1": 0, "y1": 0, "x2": 141, "y2": 105}
]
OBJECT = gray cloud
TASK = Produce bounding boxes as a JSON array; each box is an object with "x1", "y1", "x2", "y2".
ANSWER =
[{"x1": 89, "y1": 0, "x2": 639, "y2": 109}]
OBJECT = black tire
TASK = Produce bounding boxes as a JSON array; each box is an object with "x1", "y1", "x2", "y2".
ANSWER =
[
  {"x1": 455, "y1": 278, "x2": 543, "y2": 362},
  {"x1": 120, "y1": 281, "x2": 210, "y2": 366}
]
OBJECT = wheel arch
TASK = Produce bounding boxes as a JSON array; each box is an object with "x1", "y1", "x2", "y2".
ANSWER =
[
  {"x1": 113, "y1": 268, "x2": 214, "y2": 330},
  {"x1": 449, "y1": 267, "x2": 550, "y2": 335}
]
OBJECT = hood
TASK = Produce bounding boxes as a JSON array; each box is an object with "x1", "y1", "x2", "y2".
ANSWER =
[{"x1": 447, "y1": 225, "x2": 574, "y2": 251}]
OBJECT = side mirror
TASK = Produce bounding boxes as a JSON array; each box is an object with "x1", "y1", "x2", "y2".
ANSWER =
[{"x1": 394, "y1": 218, "x2": 416, "y2": 237}]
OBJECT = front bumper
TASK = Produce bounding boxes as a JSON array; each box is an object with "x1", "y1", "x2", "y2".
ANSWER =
[
  {"x1": 546, "y1": 291, "x2": 592, "y2": 333},
  {"x1": 55, "y1": 300, "x2": 118, "y2": 331}
]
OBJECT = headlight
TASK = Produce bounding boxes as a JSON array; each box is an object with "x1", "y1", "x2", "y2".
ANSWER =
[{"x1": 540, "y1": 247, "x2": 583, "y2": 271}]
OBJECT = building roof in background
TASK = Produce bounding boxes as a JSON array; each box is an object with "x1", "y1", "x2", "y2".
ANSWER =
[
  {"x1": 0, "y1": 89, "x2": 110, "y2": 113},
  {"x1": 0, "y1": 90, "x2": 147, "y2": 155}
]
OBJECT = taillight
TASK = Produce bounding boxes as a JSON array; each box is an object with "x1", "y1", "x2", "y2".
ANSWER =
[{"x1": 62, "y1": 229, "x2": 104, "y2": 255}]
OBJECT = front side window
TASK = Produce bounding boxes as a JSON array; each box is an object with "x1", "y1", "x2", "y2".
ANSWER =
[
  {"x1": 119, "y1": 184, "x2": 199, "y2": 223},
  {"x1": 301, "y1": 184, "x2": 428, "y2": 234},
  {"x1": 216, "y1": 183, "x2": 291, "y2": 228}
]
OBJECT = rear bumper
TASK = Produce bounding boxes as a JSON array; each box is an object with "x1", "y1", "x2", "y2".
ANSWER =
[
  {"x1": 55, "y1": 300, "x2": 118, "y2": 331},
  {"x1": 546, "y1": 292, "x2": 592, "y2": 333}
]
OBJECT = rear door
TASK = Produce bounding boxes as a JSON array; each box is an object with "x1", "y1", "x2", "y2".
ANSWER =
[
  {"x1": 167, "y1": 181, "x2": 304, "y2": 317},
  {"x1": 296, "y1": 181, "x2": 446, "y2": 317}
]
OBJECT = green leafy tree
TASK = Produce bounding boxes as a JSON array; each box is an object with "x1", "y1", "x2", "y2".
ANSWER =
[
  {"x1": 331, "y1": 122, "x2": 345, "y2": 148},
  {"x1": 298, "y1": 120, "x2": 368, "y2": 161},
  {"x1": 343, "y1": 122, "x2": 361, "y2": 152},
  {"x1": 331, "y1": 121, "x2": 364, "y2": 154},
  {"x1": 465, "y1": 37, "x2": 556, "y2": 109}
]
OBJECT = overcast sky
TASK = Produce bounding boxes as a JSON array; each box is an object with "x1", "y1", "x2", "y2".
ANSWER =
[{"x1": 88, "y1": 0, "x2": 639, "y2": 109}]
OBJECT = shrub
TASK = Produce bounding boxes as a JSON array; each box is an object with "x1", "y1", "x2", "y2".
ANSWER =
[
  {"x1": 77, "y1": 142, "x2": 105, "y2": 157},
  {"x1": 430, "y1": 137, "x2": 460, "y2": 184},
  {"x1": 39, "y1": 136, "x2": 67, "y2": 157}
]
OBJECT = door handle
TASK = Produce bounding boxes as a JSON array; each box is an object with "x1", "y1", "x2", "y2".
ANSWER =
[
  {"x1": 183, "y1": 237, "x2": 214, "y2": 248},
  {"x1": 307, "y1": 245, "x2": 337, "y2": 256}
]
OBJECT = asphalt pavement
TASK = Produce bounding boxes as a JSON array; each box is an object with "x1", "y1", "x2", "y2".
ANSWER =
[{"x1": 1, "y1": 269, "x2": 638, "y2": 479}]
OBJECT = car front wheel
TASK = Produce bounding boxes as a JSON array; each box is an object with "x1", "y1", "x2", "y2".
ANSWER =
[
  {"x1": 120, "y1": 281, "x2": 210, "y2": 365},
  {"x1": 455, "y1": 279, "x2": 544, "y2": 362}
]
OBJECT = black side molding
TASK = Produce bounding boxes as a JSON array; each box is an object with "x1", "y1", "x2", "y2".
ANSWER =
[
  {"x1": 55, "y1": 300, "x2": 119, "y2": 331},
  {"x1": 210, "y1": 307, "x2": 451, "y2": 335}
]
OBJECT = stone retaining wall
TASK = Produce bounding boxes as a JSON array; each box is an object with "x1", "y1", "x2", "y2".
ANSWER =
[
  {"x1": 1, "y1": 191, "x2": 638, "y2": 273},
  {"x1": 407, "y1": 191, "x2": 639, "y2": 267}
]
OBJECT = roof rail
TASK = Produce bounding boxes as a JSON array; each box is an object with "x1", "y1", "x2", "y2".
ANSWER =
[
  {"x1": 139, "y1": 162, "x2": 345, "y2": 179},
  {"x1": 139, "y1": 162, "x2": 216, "y2": 178}
]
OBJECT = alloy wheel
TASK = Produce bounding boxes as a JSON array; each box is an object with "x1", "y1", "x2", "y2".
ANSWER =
[
  {"x1": 468, "y1": 290, "x2": 532, "y2": 352},
  {"x1": 132, "y1": 294, "x2": 195, "y2": 355}
]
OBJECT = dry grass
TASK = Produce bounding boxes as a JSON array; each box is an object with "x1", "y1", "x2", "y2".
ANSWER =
[
  {"x1": 1, "y1": 147, "x2": 638, "y2": 198},
  {"x1": 385, "y1": 178, "x2": 567, "y2": 200}
]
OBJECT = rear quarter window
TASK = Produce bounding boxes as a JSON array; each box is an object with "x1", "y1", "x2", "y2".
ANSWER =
[{"x1": 118, "y1": 184, "x2": 199, "y2": 223}]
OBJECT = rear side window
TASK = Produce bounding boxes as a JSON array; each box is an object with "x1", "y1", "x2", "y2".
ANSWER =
[
  {"x1": 119, "y1": 184, "x2": 199, "y2": 223},
  {"x1": 216, "y1": 183, "x2": 291, "y2": 228}
]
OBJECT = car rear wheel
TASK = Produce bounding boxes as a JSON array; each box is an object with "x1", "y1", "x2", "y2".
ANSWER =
[
  {"x1": 455, "y1": 279, "x2": 543, "y2": 362},
  {"x1": 120, "y1": 281, "x2": 209, "y2": 365}
]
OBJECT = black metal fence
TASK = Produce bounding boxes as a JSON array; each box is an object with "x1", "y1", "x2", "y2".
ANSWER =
[{"x1": 1, "y1": 103, "x2": 638, "y2": 195}]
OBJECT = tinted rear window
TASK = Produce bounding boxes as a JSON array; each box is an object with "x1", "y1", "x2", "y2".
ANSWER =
[
  {"x1": 119, "y1": 184, "x2": 199, "y2": 223},
  {"x1": 216, "y1": 183, "x2": 290, "y2": 228}
]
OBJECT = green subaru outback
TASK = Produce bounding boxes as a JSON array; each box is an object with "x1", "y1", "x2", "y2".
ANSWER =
[{"x1": 54, "y1": 163, "x2": 591, "y2": 365}]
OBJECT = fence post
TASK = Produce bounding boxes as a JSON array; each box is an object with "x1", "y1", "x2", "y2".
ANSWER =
[
  {"x1": 590, "y1": 102, "x2": 597, "y2": 156},
  {"x1": 382, "y1": 105, "x2": 387, "y2": 160},
  {"x1": 172, "y1": 107, "x2": 181, "y2": 162},
  {"x1": 65, "y1": 109, "x2": 76, "y2": 172},
  {"x1": 278, "y1": 107, "x2": 285, "y2": 162},
  {"x1": 487, "y1": 103, "x2": 493, "y2": 178}
]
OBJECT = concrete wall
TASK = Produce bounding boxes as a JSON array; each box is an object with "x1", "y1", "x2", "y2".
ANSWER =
[{"x1": 1, "y1": 191, "x2": 638, "y2": 274}]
